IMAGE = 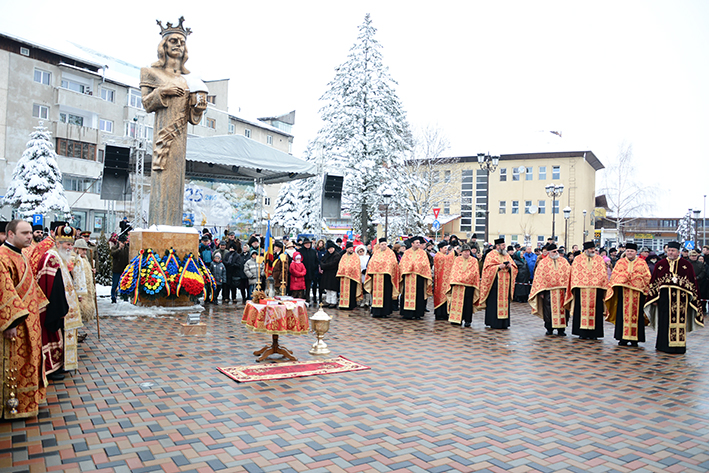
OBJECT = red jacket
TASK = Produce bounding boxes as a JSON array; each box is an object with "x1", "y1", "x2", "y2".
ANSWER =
[{"x1": 289, "y1": 255, "x2": 307, "y2": 291}]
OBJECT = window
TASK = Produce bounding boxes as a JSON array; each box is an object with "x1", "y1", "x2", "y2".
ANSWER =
[
  {"x1": 512, "y1": 201, "x2": 519, "y2": 214},
  {"x1": 93, "y1": 212, "x2": 106, "y2": 233},
  {"x1": 460, "y1": 170, "x2": 474, "y2": 231},
  {"x1": 432, "y1": 171, "x2": 440, "y2": 183},
  {"x1": 444, "y1": 170, "x2": 451, "y2": 183},
  {"x1": 228, "y1": 123, "x2": 235, "y2": 134},
  {"x1": 538, "y1": 235, "x2": 544, "y2": 246},
  {"x1": 100, "y1": 88, "x2": 115, "y2": 103},
  {"x1": 539, "y1": 166, "x2": 546, "y2": 180},
  {"x1": 207, "y1": 95, "x2": 216, "y2": 105},
  {"x1": 61, "y1": 78, "x2": 88, "y2": 94},
  {"x1": 264, "y1": 197, "x2": 271, "y2": 206},
  {"x1": 498, "y1": 235, "x2": 505, "y2": 241},
  {"x1": 443, "y1": 201, "x2": 450, "y2": 215},
  {"x1": 553, "y1": 200, "x2": 560, "y2": 214},
  {"x1": 513, "y1": 167, "x2": 520, "y2": 181},
  {"x1": 552, "y1": 165, "x2": 560, "y2": 179},
  {"x1": 526, "y1": 167, "x2": 533, "y2": 180},
  {"x1": 56, "y1": 139, "x2": 96, "y2": 161},
  {"x1": 206, "y1": 117, "x2": 216, "y2": 129},
  {"x1": 538, "y1": 200, "x2": 546, "y2": 214},
  {"x1": 525, "y1": 200, "x2": 532, "y2": 214},
  {"x1": 511, "y1": 235, "x2": 518, "y2": 243},
  {"x1": 125, "y1": 122, "x2": 137, "y2": 138},
  {"x1": 244, "y1": 129, "x2": 251, "y2": 138},
  {"x1": 59, "y1": 112, "x2": 84, "y2": 126},
  {"x1": 62, "y1": 175, "x2": 100, "y2": 193},
  {"x1": 32, "y1": 104, "x2": 49, "y2": 119},
  {"x1": 267, "y1": 135, "x2": 273, "y2": 145},
  {"x1": 499, "y1": 201, "x2": 506, "y2": 214},
  {"x1": 99, "y1": 119, "x2": 113, "y2": 133},
  {"x1": 34, "y1": 69, "x2": 51, "y2": 85},
  {"x1": 499, "y1": 168, "x2": 507, "y2": 181},
  {"x1": 20, "y1": 47, "x2": 30, "y2": 56},
  {"x1": 98, "y1": 149, "x2": 105, "y2": 163},
  {"x1": 128, "y1": 89, "x2": 143, "y2": 109}
]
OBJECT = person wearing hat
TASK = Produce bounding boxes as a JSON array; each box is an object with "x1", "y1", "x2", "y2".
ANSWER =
[
  {"x1": 320, "y1": 240, "x2": 342, "y2": 307},
  {"x1": 336, "y1": 242, "x2": 363, "y2": 310},
  {"x1": 469, "y1": 233, "x2": 480, "y2": 253},
  {"x1": 604, "y1": 242, "x2": 651, "y2": 347},
  {"x1": 433, "y1": 241, "x2": 456, "y2": 321},
  {"x1": 35, "y1": 224, "x2": 83, "y2": 380},
  {"x1": 478, "y1": 238, "x2": 518, "y2": 329},
  {"x1": 30, "y1": 224, "x2": 45, "y2": 248},
  {"x1": 444, "y1": 245, "x2": 480, "y2": 327},
  {"x1": 298, "y1": 238, "x2": 319, "y2": 304},
  {"x1": 70, "y1": 238, "x2": 97, "y2": 339},
  {"x1": 644, "y1": 241, "x2": 704, "y2": 354},
  {"x1": 563, "y1": 242, "x2": 609, "y2": 340},
  {"x1": 271, "y1": 241, "x2": 291, "y2": 295},
  {"x1": 398, "y1": 236, "x2": 433, "y2": 320},
  {"x1": 0, "y1": 219, "x2": 51, "y2": 418},
  {"x1": 529, "y1": 244, "x2": 571, "y2": 336},
  {"x1": 363, "y1": 238, "x2": 400, "y2": 318}
]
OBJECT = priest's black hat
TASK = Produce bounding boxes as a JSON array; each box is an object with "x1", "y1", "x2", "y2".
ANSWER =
[
  {"x1": 506, "y1": 245, "x2": 514, "y2": 252},
  {"x1": 50, "y1": 221, "x2": 66, "y2": 231},
  {"x1": 273, "y1": 241, "x2": 284, "y2": 249},
  {"x1": 302, "y1": 237, "x2": 311, "y2": 244},
  {"x1": 494, "y1": 238, "x2": 505, "y2": 245},
  {"x1": 667, "y1": 241, "x2": 681, "y2": 250},
  {"x1": 547, "y1": 243, "x2": 557, "y2": 251},
  {"x1": 625, "y1": 242, "x2": 638, "y2": 251},
  {"x1": 460, "y1": 244, "x2": 471, "y2": 253},
  {"x1": 438, "y1": 241, "x2": 448, "y2": 249},
  {"x1": 411, "y1": 236, "x2": 426, "y2": 244},
  {"x1": 326, "y1": 240, "x2": 339, "y2": 250},
  {"x1": 32, "y1": 224, "x2": 43, "y2": 232},
  {"x1": 378, "y1": 237, "x2": 387, "y2": 243},
  {"x1": 471, "y1": 233, "x2": 478, "y2": 239},
  {"x1": 583, "y1": 241, "x2": 595, "y2": 250},
  {"x1": 346, "y1": 241, "x2": 353, "y2": 249}
]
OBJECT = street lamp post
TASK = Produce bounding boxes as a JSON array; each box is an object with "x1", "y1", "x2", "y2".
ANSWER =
[
  {"x1": 382, "y1": 188, "x2": 394, "y2": 240},
  {"x1": 477, "y1": 153, "x2": 500, "y2": 243},
  {"x1": 582, "y1": 209, "x2": 588, "y2": 241},
  {"x1": 563, "y1": 206, "x2": 572, "y2": 250},
  {"x1": 693, "y1": 209, "x2": 701, "y2": 247},
  {"x1": 545, "y1": 184, "x2": 565, "y2": 243}
]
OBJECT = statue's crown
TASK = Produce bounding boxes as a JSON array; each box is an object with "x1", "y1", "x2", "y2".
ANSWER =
[{"x1": 156, "y1": 16, "x2": 192, "y2": 37}]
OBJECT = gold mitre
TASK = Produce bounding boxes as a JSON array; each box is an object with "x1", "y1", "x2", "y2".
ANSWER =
[
  {"x1": 54, "y1": 224, "x2": 76, "y2": 242},
  {"x1": 156, "y1": 16, "x2": 192, "y2": 37}
]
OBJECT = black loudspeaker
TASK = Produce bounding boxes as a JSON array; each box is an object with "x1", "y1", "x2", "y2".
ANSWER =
[
  {"x1": 100, "y1": 145, "x2": 131, "y2": 200},
  {"x1": 322, "y1": 174, "x2": 343, "y2": 219}
]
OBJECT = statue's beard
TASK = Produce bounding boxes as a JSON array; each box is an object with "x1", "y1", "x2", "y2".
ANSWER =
[{"x1": 58, "y1": 248, "x2": 72, "y2": 263}]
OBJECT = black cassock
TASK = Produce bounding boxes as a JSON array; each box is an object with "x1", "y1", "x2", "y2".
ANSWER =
[{"x1": 371, "y1": 274, "x2": 394, "y2": 318}]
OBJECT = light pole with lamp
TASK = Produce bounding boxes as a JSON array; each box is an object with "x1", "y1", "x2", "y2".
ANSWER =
[
  {"x1": 545, "y1": 184, "x2": 565, "y2": 243},
  {"x1": 563, "y1": 206, "x2": 572, "y2": 250},
  {"x1": 476, "y1": 153, "x2": 499, "y2": 243},
  {"x1": 693, "y1": 209, "x2": 701, "y2": 247},
  {"x1": 582, "y1": 209, "x2": 588, "y2": 241},
  {"x1": 382, "y1": 188, "x2": 394, "y2": 240}
]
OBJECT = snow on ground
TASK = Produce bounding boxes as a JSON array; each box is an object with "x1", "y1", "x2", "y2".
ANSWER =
[{"x1": 96, "y1": 285, "x2": 204, "y2": 319}]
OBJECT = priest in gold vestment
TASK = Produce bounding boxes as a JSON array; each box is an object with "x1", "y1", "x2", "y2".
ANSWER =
[
  {"x1": 0, "y1": 220, "x2": 49, "y2": 419},
  {"x1": 644, "y1": 241, "x2": 703, "y2": 354},
  {"x1": 363, "y1": 238, "x2": 400, "y2": 318},
  {"x1": 604, "y1": 243, "x2": 651, "y2": 347},
  {"x1": 478, "y1": 238, "x2": 518, "y2": 329},
  {"x1": 399, "y1": 237, "x2": 433, "y2": 319},
  {"x1": 433, "y1": 242, "x2": 456, "y2": 320},
  {"x1": 445, "y1": 245, "x2": 480, "y2": 327},
  {"x1": 528, "y1": 244, "x2": 570, "y2": 336},
  {"x1": 337, "y1": 242, "x2": 363, "y2": 310},
  {"x1": 564, "y1": 241, "x2": 609, "y2": 340}
]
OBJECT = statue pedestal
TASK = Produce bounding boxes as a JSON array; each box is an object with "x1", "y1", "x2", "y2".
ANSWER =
[{"x1": 128, "y1": 227, "x2": 200, "y2": 307}]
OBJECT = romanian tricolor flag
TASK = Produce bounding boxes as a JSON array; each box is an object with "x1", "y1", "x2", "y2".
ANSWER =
[{"x1": 263, "y1": 220, "x2": 274, "y2": 277}]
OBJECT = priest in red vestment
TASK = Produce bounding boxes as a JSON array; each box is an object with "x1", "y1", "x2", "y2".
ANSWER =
[
  {"x1": 337, "y1": 242, "x2": 363, "y2": 309},
  {"x1": 528, "y1": 244, "x2": 570, "y2": 336},
  {"x1": 644, "y1": 241, "x2": 703, "y2": 354},
  {"x1": 564, "y1": 241, "x2": 609, "y2": 340},
  {"x1": 605, "y1": 242, "x2": 652, "y2": 347},
  {"x1": 0, "y1": 220, "x2": 49, "y2": 419},
  {"x1": 444, "y1": 245, "x2": 480, "y2": 327},
  {"x1": 399, "y1": 236, "x2": 433, "y2": 319},
  {"x1": 478, "y1": 238, "x2": 518, "y2": 329},
  {"x1": 363, "y1": 238, "x2": 400, "y2": 318},
  {"x1": 433, "y1": 242, "x2": 456, "y2": 320}
]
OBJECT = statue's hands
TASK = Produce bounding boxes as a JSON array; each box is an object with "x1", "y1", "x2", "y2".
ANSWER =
[{"x1": 160, "y1": 85, "x2": 186, "y2": 99}]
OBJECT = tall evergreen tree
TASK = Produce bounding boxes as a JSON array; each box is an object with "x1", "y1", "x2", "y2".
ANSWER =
[
  {"x1": 96, "y1": 231, "x2": 113, "y2": 286},
  {"x1": 3, "y1": 124, "x2": 70, "y2": 219},
  {"x1": 318, "y1": 13, "x2": 413, "y2": 241},
  {"x1": 273, "y1": 181, "x2": 301, "y2": 235}
]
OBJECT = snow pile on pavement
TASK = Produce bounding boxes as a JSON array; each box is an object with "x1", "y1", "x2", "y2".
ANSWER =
[{"x1": 96, "y1": 285, "x2": 204, "y2": 318}]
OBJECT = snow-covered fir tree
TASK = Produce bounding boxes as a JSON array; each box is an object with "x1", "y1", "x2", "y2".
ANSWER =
[
  {"x1": 676, "y1": 211, "x2": 695, "y2": 243},
  {"x1": 3, "y1": 124, "x2": 70, "y2": 219},
  {"x1": 273, "y1": 181, "x2": 302, "y2": 235},
  {"x1": 318, "y1": 13, "x2": 413, "y2": 241},
  {"x1": 96, "y1": 231, "x2": 112, "y2": 286}
]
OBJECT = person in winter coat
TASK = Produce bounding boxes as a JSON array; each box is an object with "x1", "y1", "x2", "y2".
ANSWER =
[
  {"x1": 243, "y1": 249, "x2": 260, "y2": 300},
  {"x1": 512, "y1": 248, "x2": 531, "y2": 302},
  {"x1": 313, "y1": 239, "x2": 326, "y2": 303},
  {"x1": 209, "y1": 253, "x2": 227, "y2": 304},
  {"x1": 298, "y1": 238, "x2": 319, "y2": 303},
  {"x1": 356, "y1": 245, "x2": 371, "y2": 307},
  {"x1": 320, "y1": 240, "x2": 342, "y2": 307},
  {"x1": 289, "y1": 252, "x2": 307, "y2": 299},
  {"x1": 212, "y1": 240, "x2": 228, "y2": 263},
  {"x1": 523, "y1": 246, "x2": 537, "y2": 280}
]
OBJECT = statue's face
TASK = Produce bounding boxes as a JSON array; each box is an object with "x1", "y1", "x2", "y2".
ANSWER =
[{"x1": 165, "y1": 34, "x2": 186, "y2": 59}]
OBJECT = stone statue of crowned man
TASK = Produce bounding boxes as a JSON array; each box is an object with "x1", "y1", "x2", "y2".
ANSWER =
[{"x1": 140, "y1": 17, "x2": 208, "y2": 226}]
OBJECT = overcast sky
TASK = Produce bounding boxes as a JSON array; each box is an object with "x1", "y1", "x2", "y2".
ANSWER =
[{"x1": 1, "y1": 0, "x2": 707, "y2": 218}]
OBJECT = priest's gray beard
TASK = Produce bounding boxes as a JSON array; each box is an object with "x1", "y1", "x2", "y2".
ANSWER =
[
  {"x1": 667, "y1": 255, "x2": 679, "y2": 261},
  {"x1": 497, "y1": 248, "x2": 506, "y2": 255},
  {"x1": 550, "y1": 252, "x2": 560, "y2": 260}
]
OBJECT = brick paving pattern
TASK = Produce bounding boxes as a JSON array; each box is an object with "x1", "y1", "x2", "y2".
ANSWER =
[{"x1": 2, "y1": 299, "x2": 708, "y2": 472}]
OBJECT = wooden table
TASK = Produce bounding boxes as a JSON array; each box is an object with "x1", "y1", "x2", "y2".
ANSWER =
[{"x1": 241, "y1": 300, "x2": 309, "y2": 361}]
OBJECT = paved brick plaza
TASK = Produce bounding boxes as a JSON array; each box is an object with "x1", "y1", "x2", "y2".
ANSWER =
[{"x1": 2, "y1": 299, "x2": 709, "y2": 473}]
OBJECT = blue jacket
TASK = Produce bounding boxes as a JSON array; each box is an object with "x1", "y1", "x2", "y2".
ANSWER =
[{"x1": 523, "y1": 252, "x2": 537, "y2": 276}]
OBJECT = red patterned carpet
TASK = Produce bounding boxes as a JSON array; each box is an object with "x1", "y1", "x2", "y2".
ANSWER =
[{"x1": 217, "y1": 356, "x2": 370, "y2": 382}]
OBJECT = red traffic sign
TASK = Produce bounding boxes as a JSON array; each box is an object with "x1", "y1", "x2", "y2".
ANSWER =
[{"x1": 433, "y1": 208, "x2": 441, "y2": 219}]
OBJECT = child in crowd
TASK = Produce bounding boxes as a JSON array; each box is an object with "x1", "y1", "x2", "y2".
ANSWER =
[
  {"x1": 289, "y1": 252, "x2": 307, "y2": 299},
  {"x1": 209, "y1": 253, "x2": 226, "y2": 304}
]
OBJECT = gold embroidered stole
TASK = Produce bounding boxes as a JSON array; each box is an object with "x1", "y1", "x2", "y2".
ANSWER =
[
  {"x1": 448, "y1": 285, "x2": 467, "y2": 323},
  {"x1": 549, "y1": 288, "x2": 566, "y2": 328},
  {"x1": 371, "y1": 274, "x2": 385, "y2": 308},
  {"x1": 496, "y1": 270, "x2": 511, "y2": 319},
  {"x1": 403, "y1": 274, "x2": 418, "y2": 310},
  {"x1": 339, "y1": 277, "x2": 352, "y2": 308},
  {"x1": 578, "y1": 287, "x2": 597, "y2": 330}
]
